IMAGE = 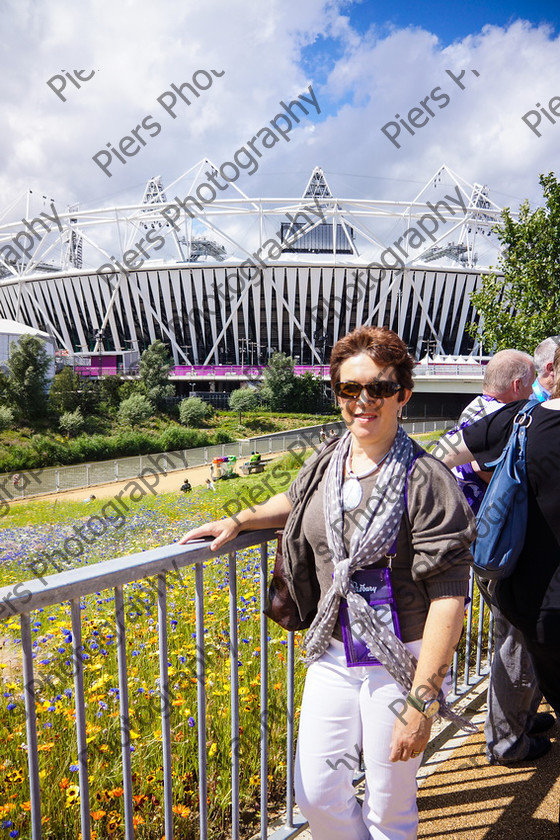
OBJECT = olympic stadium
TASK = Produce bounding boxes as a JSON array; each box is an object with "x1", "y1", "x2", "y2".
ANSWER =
[{"x1": 0, "y1": 162, "x2": 504, "y2": 408}]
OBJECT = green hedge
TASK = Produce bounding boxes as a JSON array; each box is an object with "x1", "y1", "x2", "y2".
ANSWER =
[{"x1": 0, "y1": 426, "x2": 234, "y2": 473}]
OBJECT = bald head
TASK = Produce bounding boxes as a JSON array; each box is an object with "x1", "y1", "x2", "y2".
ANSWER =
[{"x1": 483, "y1": 349, "x2": 535, "y2": 402}]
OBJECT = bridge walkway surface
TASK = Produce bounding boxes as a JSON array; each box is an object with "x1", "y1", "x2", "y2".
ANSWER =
[{"x1": 264, "y1": 682, "x2": 559, "y2": 840}]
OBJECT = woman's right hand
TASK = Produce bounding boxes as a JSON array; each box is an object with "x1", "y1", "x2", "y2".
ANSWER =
[{"x1": 179, "y1": 517, "x2": 240, "y2": 552}]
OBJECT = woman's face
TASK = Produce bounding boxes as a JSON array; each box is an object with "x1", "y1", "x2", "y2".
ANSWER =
[{"x1": 336, "y1": 353, "x2": 411, "y2": 448}]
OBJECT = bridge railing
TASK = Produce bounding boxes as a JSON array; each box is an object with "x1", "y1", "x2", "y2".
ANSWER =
[
  {"x1": 0, "y1": 533, "x2": 492, "y2": 840},
  {"x1": 74, "y1": 362, "x2": 485, "y2": 379}
]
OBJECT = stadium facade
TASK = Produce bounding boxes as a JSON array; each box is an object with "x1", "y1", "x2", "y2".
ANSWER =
[{"x1": 0, "y1": 164, "x2": 504, "y2": 372}]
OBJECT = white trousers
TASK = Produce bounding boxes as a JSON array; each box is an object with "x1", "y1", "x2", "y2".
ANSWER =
[{"x1": 295, "y1": 638, "x2": 427, "y2": 840}]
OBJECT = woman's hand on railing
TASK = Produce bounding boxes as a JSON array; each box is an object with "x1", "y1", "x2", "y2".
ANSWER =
[{"x1": 179, "y1": 518, "x2": 241, "y2": 552}]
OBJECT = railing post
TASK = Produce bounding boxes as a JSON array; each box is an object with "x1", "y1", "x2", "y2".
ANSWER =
[
  {"x1": 71, "y1": 599, "x2": 91, "y2": 840},
  {"x1": 114, "y1": 586, "x2": 135, "y2": 839},
  {"x1": 462, "y1": 571, "x2": 475, "y2": 689},
  {"x1": 259, "y1": 541, "x2": 269, "y2": 840},
  {"x1": 229, "y1": 551, "x2": 240, "y2": 840},
  {"x1": 157, "y1": 574, "x2": 173, "y2": 840},
  {"x1": 20, "y1": 613, "x2": 42, "y2": 840},
  {"x1": 195, "y1": 563, "x2": 208, "y2": 838},
  {"x1": 286, "y1": 631, "x2": 296, "y2": 828}
]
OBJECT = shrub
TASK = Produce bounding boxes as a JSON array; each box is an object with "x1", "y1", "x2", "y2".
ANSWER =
[
  {"x1": 157, "y1": 426, "x2": 206, "y2": 452},
  {"x1": 0, "y1": 406, "x2": 14, "y2": 431},
  {"x1": 179, "y1": 396, "x2": 213, "y2": 427},
  {"x1": 59, "y1": 409, "x2": 85, "y2": 437},
  {"x1": 229, "y1": 388, "x2": 259, "y2": 413},
  {"x1": 118, "y1": 395, "x2": 153, "y2": 426}
]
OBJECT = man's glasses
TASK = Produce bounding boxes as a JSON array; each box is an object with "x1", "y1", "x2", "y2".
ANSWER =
[{"x1": 333, "y1": 380, "x2": 401, "y2": 400}]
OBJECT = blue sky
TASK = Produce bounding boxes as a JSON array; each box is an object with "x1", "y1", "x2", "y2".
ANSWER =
[
  {"x1": 346, "y1": 0, "x2": 560, "y2": 42},
  {"x1": 301, "y1": 0, "x2": 560, "y2": 115}
]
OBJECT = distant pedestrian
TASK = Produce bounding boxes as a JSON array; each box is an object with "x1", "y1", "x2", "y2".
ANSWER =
[
  {"x1": 206, "y1": 478, "x2": 216, "y2": 492},
  {"x1": 180, "y1": 479, "x2": 192, "y2": 493},
  {"x1": 319, "y1": 427, "x2": 327, "y2": 442}
]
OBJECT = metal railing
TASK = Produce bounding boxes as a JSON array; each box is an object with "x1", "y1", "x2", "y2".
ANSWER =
[
  {"x1": 0, "y1": 532, "x2": 491, "y2": 840},
  {"x1": 73, "y1": 363, "x2": 485, "y2": 380}
]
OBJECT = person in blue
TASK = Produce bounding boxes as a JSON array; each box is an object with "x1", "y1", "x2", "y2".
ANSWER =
[
  {"x1": 443, "y1": 349, "x2": 556, "y2": 764},
  {"x1": 532, "y1": 335, "x2": 560, "y2": 402}
]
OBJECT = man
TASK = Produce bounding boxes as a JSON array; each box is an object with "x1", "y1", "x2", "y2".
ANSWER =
[
  {"x1": 532, "y1": 335, "x2": 560, "y2": 402},
  {"x1": 442, "y1": 349, "x2": 554, "y2": 764},
  {"x1": 452, "y1": 349, "x2": 536, "y2": 512}
]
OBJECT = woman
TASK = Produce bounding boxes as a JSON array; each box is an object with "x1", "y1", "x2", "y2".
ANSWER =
[
  {"x1": 440, "y1": 344, "x2": 560, "y2": 718},
  {"x1": 181, "y1": 326, "x2": 475, "y2": 840}
]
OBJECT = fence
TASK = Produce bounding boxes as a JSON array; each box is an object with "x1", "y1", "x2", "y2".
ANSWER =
[
  {"x1": 1, "y1": 421, "x2": 453, "y2": 505},
  {"x1": 0, "y1": 531, "x2": 492, "y2": 840}
]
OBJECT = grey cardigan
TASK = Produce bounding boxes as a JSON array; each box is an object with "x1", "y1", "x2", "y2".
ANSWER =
[{"x1": 281, "y1": 436, "x2": 476, "y2": 640}]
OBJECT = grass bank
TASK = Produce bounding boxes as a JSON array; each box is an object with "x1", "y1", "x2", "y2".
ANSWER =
[{"x1": 0, "y1": 410, "x2": 339, "y2": 474}]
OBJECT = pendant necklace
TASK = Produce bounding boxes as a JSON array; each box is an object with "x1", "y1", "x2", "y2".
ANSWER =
[{"x1": 342, "y1": 449, "x2": 391, "y2": 511}]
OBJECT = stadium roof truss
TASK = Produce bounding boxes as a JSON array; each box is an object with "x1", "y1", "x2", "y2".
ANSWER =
[{"x1": 0, "y1": 164, "x2": 506, "y2": 362}]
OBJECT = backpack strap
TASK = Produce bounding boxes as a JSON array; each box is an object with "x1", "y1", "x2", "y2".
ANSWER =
[{"x1": 482, "y1": 399, "x2": 537, "y2": 470}]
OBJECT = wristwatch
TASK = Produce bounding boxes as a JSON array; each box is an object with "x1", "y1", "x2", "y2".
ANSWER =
[{"x1": 406, "y1": 692, "x2": 440, "y2": 719}]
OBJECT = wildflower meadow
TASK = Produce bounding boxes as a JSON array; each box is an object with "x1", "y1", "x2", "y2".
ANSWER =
[{"x1": 0, "y1": 454, "x2": 307, "y2": 840}]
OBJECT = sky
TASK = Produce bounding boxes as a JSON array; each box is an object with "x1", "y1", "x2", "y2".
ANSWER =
[{"x1": 1, "y1": 0, "x2": 559, "y2": 251}]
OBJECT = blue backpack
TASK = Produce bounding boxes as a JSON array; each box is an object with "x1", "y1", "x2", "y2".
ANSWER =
[{"x1": 472, "y1": 400, "x2": 538, "y2": 579}]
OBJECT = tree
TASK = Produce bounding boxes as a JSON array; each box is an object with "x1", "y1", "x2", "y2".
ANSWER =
[
  {"x1": 4, "y1": 334, "x2": 51, "y2": 420},
  {"x1": 229, "y1": 387, "x2": 259, "y2": 421},
  {"x1": 259, "y1": 352, "x2": 297, "y2": 411},
  {"x1": 49, "y1": 366, "x2": 98, "y2": 416},
  {"x1": 59, "y1": 409, "x2": 85, "y2": 437},
  {"x1": 0, "y1": 406, "x2": 14, "y2": 431},
  {"x1": 98, "y1": 375, "x2": 126, "y2": 411},
  {"x1": 291, "y1": 371, "x2": 325, "y2": 413},
  {"x1": 118, "y1": 394, "x2": 153, "y2": 425},
  {"x1": 470, "y1": 172, "x2": 560, "y2": 353},
  {"x1": 139, "y1": 340, "x2": 175, "y2": 409},
  {"x1": 179, "y1": 396, "x2": 213, "y2": 427}
]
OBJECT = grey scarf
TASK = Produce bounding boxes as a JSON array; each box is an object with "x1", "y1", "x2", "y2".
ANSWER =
[{"x1": 303, "y1": 425, "x2": 476, "y2": 732}]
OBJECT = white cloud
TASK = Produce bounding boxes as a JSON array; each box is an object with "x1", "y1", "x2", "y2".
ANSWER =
[{"x1": 1, "y1": 0, "x2": 559, "y2": 223}]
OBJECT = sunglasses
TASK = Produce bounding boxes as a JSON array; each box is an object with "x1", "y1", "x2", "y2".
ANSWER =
[{"x1": 333, "y1": 380, "x2": 402, "y2": 400}]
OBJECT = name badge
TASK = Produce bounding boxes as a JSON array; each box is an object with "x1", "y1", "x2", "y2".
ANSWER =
[{"x1": 339, "y1": 568, "x2": 401, "y2": 667}]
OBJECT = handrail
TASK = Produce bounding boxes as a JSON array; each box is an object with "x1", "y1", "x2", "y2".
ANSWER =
[
  {"x1": 0, "y1": 530, "x2": 275, "y2": 616},
  {"x1": 0, "y1": 530, "x2": 492, "y2": 840}
]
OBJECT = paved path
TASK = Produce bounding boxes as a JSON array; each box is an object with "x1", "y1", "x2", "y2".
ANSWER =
[{"x1": 6, "y1": 456, "x2": 261, "y2": 504}]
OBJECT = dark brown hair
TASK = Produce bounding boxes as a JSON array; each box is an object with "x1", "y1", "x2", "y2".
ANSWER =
[{"x1": 330, "y1": 326, "x2": 415, "y2": 395}]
